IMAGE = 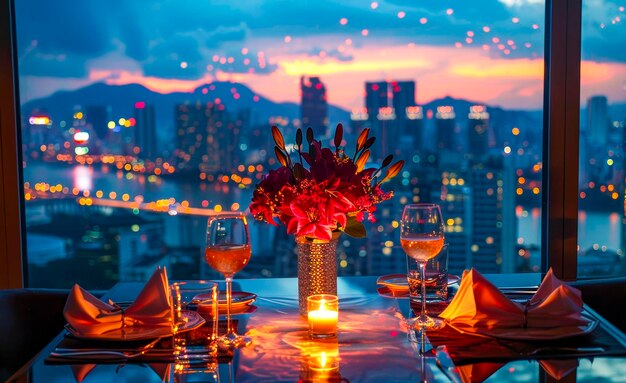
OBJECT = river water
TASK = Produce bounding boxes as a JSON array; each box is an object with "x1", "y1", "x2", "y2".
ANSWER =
[{"x1": 23, "y1": 162, "x2": 623, "y2": 253}]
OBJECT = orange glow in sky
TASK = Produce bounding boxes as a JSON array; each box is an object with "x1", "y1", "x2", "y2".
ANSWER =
[
  {"x1": 64, "y1": 41, "x2": 626, "y2": 111},
  {"x1": 91, "y1": 70, "x2": 216, "y2": 94}
]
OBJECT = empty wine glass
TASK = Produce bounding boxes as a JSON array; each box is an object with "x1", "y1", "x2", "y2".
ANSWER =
[
  {"x1": 401, "y1": 204, "x2": 445, "y2": 330},
  {"x1": 206, "y1": 212, "x2": 252, "y2": 348}
]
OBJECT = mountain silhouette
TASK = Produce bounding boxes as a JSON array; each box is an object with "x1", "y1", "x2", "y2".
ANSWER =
[
  {"x1": 23, "y1": 82, "x2": 597, "y2": 150},
  {"x1": 20, "y1": 82, "x2": 351, "y2": 135}
]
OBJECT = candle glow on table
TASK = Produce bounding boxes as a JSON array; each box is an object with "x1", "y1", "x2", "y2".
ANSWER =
[
  {"x1": 307, "y1": 294, "x2": 338, "y2": 338},
  {"x1": 300, "y1": 340, "x2": 341, "y2": 381},
  {"x1": 310, "y1": 350, "x2": 338, "y2": 371}
]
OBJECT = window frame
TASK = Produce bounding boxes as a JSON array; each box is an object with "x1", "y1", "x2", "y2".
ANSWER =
[
  {"x1": 0, "y1": 0, "x2": 25, "y2": 289},
  {"x1": 542, "y1": 0, "x2": 582, "y2": 281},
  {"x1": 0, "y1": 0, "x2": 586, "y2": 287}
]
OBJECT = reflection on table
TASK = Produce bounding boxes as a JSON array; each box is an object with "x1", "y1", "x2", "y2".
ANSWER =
[{"x1": 8, "y1": 276, "x2": 626, "y2": 383}]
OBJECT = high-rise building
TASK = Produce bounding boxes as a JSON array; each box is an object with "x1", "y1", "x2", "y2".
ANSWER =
[
  {"x1": 350, "y1": 107, "x2": 370, "y2": 134},
  {"x1": 468, "y1": 162, "x2": 513, "y2": 274},
  {"x1": 500, "y1": 155, "x2": 517, "y2": 273},
  {"x1": 365, "y1": 81, "x2": 389, "y2": 123},
  {"x1": 175, "y1": 101, "x2": 221, "y2": 171},
  {"x1": 85, "y1": 105, "x2": 109, "y2": 142},
  {"x1": 134, "y1": 102, "x2": 157, "y2": 159},
  {"x1": 365, "y1": 189, "x2": 411, "y2": 276},
  {"x1": 174, "y1": 101, "x2": 240, "y2": 173},
  {"x1": 587, "y1": 95, "x2": 609, "y2": 147},
  {"x1": 215, "y1": 109, "x2": 247, "y2": 171},
  {"x1": 300, "y1": 76, "x2": 328, "y2": 138},
  {"x1": 404, "y1": 106, "x2": 424, "y2": 145},
  {"x1": 363, "y1": 80, "x2": 422, "y2": 159},
  {"x1": 376, "y1": 106, "x2": 397, "y2": 160},
  {"x1": 436, "y1": 106, "x2": 456, "y2": 150},
  {"x1": 468, "y1": 105, "x2": 490, "y2": 159},
  {"x1": 25, "y1": 114, "x2": 52, "y2": 147},
  {"x1": 391, "y1": 81, "x2": 416, "y2": 120},
  {"x1": 438, "y1": 173, "x2": 472, "y2": 275}
]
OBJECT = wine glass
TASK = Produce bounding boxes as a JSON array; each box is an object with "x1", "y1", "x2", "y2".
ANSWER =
[
  {"x1": 400, "y1": 204, "x2": 445, "y2": 330},
  {"x1": 206, "y1": 212, "x2": 252, "y2": 348}
]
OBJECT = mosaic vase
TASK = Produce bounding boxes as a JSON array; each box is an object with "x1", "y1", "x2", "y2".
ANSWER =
[{"x1": 296, "y1": 233, "x2": 340, "y2": 316}]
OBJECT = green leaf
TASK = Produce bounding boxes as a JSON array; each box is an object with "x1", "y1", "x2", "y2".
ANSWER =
[{"x1": 343, "y1": 216, "x2": 367, "y2": 238}]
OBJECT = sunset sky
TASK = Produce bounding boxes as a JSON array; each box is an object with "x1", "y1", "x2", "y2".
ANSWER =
[{"x1": 15, "y1": 0, "x2": 626, "y2": 110}]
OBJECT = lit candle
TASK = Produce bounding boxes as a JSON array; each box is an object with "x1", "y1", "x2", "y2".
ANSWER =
[{"x1": 307, "y1": 294, "x2": 338, "y2": 338}]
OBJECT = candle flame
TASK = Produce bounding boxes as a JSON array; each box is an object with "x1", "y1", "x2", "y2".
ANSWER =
[
  {"x1": 321, "y1": 352, "x2": 327, "y2": 368},
  {"x1": 320, "y1": 299, "x2": 326, "y2": 311}
]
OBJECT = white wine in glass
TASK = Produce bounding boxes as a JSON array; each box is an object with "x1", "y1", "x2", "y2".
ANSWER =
[
  {"x1": 206, "y1": 212, "x2": 252, "y2": 348},
  {"x1": 400, "y1": 204, "x2": 445, "y2": 330}
]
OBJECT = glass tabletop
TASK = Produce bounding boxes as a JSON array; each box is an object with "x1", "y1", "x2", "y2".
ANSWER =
[{"x1": 7, "y1": 276, "x2": 626, "y2": 383}]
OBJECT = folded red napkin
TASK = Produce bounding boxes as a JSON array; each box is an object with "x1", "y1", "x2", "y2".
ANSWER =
[
  {"x1": 439, "y1": 268, "x2": 587, "y2": 330},
  {"x1": 64, "y1": 267, "x2": 173, "y2": 336}
]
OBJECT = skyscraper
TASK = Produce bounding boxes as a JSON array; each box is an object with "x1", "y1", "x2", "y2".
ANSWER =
[
  {"x1": 134, "y1": 102, "x2": 157, "y2": 159},
  {"x1": 401, "y1": 106, "x2": 424, "y2": 153},
  {"x1": 587, "y1": 95, "x2": 609, "y2": 147},
  {"x1": 436, "y1": 106, "x2": 456, "y2": 150},
  {"x1": 350, "y1": 107, "x2": 370, "y2": 133},
  {"x1": 391, "y1": 81, "x2": 421, "y2": 148},
  {"x1": 468, "y1": 105, "x2": 490, "y2": 159},
  {"x1": 438, "y1": 173, "x2": 472, "y2": 275},
  {"x1": 85, "y1": 105, "x2": 109, "y2": 142},
  {"x1": 175, "y1": 101, "x2": 219, "y2": 170},
  {"x1": 365, "y1": 81, "x2": 389, "y2": 123},
  {"x1": 174, "y1": 101, "x2": 240, "y2": 173},
  {"x1": 300, "y1": 76, "x2": 328, "y2": 138},
  {"x1": 468, "y1": 161, "x2": 515, "y2": 274},
  {"x1": 391, "y1": 81, "x2": 416, "y2": 120}
]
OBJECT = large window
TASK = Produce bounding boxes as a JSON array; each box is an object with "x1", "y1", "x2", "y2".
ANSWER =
[
  {"x1": 578, "y1": 0, "x2": 626, "y2": 278},
  {"x1": 13, "y1": 0, "x2": 546, "y2": 288}
]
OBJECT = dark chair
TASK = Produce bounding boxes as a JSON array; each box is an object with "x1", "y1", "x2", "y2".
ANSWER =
[
  {"x1": 571, "y1": 278, "x2": 626, "y2": 333},
  {"x1": 0, "y1": 289, "x2": 68, "y2": 382}
]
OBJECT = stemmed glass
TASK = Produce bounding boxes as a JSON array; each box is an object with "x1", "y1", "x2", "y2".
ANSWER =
[
  {"x1": 206, "y1": 212, "x2": 252, "y2": 348},
  {"x1": 401, "y1": 204, "x2": 445, "y2": 330}
]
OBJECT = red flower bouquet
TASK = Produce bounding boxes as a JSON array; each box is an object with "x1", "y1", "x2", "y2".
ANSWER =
[{"x1": 249, "y1": 124, "x2": 404, "y2": 241}]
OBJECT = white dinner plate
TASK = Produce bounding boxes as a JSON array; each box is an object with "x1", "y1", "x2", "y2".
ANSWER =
[{"x1": 65, "y1": 310, "x2": 205, "y2": 341}]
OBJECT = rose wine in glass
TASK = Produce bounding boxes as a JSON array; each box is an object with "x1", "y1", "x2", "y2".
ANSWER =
[
  {"x1": 206, "y1": 212, "x2": 252, "y2": 348},
  {"x1": 401, "y1": 204, "x2": 445, "y2": 330}
]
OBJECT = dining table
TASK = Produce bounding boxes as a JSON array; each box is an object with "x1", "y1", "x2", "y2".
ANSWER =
[{"x1": 6, "y1": 274, "x2": 626, "y2": 383}]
